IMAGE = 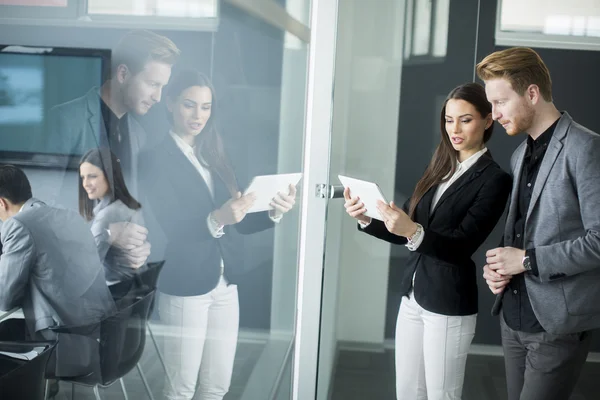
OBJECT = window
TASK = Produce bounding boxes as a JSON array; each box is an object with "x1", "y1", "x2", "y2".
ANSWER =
[
  {"x1": 87, "y1": 0, "x2": 218, "y2": 18},
  {"x1": 0, "y1": 0, "x2": 218, "y2": 30},
  {"x1": 0, "y1": 0, "x2": 67, "y2": 6},
  {"x1": 403, "y1": 0, "x2": 450, "y2": 64},
  {"x1": 0, "y1": 0, "x2": 77, "y2": 18},
  {"x1": 497, "y1": 0, "x2": 600, "y2": 50}
]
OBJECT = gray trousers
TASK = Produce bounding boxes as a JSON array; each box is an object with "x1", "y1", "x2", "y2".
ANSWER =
[{"x1": 500, "y1": 315, "x2": 592, "y2": 400}]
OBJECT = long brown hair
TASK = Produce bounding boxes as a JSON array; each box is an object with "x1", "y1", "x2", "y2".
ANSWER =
[
  {"x1": 408, "y1": 82, "x2": 493, "y2": 218},
  {"x1": 79, "y1": 147, "x2": 141, "y2": 221},
  {"x1": 165, "y1": 68, "x2": 239, "y2": 196}
]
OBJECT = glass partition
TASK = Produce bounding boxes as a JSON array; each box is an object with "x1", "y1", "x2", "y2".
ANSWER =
[{"x1": 0, "y1": 0, "x2": 315, "y2": 398}]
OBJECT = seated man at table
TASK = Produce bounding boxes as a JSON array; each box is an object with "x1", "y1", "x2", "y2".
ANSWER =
[{"x1": 0, "y1": 165, "x2": 116, "y2": 377}]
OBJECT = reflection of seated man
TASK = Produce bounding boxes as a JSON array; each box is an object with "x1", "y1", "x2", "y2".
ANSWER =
[{"x1": 0, "y1": 165, "x2": 116, "y2": 377}]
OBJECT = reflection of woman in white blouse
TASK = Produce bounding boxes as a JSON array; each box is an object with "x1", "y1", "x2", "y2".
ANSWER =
[
  {"x1": 139, "y1": 69, "x2": 296, "y2": 400},
  {"x1": 79, "y1": 147, "x2": 145, "y2": 283}
]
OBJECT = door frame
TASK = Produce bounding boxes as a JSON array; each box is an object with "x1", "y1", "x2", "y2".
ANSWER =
[{"x1": 292, "y1": 0, "x2": 340, "y2": 398}]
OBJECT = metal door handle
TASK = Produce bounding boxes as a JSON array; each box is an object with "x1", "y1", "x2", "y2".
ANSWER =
[{"x1": 315, "y1": 184, "x2": 345, "y2": 199}]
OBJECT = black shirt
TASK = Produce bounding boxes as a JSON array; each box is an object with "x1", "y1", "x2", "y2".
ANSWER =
[
  {"x1": 502, "y1": 119, "x2": 559, "y2": 333},
  {"x1": 100, "y1": 98, "x2": 131, "y2": 176}
]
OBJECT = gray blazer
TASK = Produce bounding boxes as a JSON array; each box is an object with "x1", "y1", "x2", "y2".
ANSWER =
[
  {"x1": 46, "y1": 87, "x2": 147, "y2": 202},
  {"x1": 91, "y1": 197, "x2": 145, "y2": 282},
  {"x1": 0, "y1": 198, "x2": 116, "y2": 376},
  {"x1": 502, "y1": 112, "x2": 600, "y2": 334}
]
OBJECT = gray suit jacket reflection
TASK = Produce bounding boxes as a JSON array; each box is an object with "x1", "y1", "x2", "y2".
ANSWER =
[
  {"x1": 502, "y1": 112, "x2": 600, "y2": 334},
  {"x1": 45, "y1": 87, "x2": 147, "y2": 203},
  {"x1": 91, "y1": 197, "x2": 145, "y2": 282},
  {"x1": 0, "y1": 198, "x2": 116, "y2": 376}
]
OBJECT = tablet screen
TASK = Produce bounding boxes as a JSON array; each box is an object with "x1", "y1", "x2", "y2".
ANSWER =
[
  {"x1": 244, "y1": 173, "x2": 302, "y2": 213},
  {"x1": 338, "y1": 175, "x2": 388, "y2": 221}
]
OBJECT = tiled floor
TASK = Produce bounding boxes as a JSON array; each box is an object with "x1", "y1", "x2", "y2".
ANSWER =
[
  {"x1": 330, "y1": 349, "x2": 600, "y2": 400},
  {"x1": 29, "y1": 341, "x2": 600, "y2": 399}
]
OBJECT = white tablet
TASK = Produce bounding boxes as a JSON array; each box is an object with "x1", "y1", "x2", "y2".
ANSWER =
[
  {"x1": 243, "y1": 173, "x2": 302, "y2": 213},
  {"x1": 338, "y1": 175, "x2": 389, "y2": 221}
]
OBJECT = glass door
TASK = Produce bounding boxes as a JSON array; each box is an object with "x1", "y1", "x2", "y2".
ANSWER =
[{"x1": 314, "y1": 0, "x2": 484, "y2": 398}]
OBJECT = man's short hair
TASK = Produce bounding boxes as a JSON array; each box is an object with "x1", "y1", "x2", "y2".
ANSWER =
[
  {"x1": 476, "y1": 47, "x2": 553, "y2": 102},
  {"x1": 111, "y1": 30, "x2": 180, "y2": 77},
  {"x1": 0, "y1": 165, "x2": 32, "y2": 205}
]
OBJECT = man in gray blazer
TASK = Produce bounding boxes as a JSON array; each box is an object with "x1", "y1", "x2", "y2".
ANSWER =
[
  {"x1": 478, "y1": 47, "x2": 600, "y2": 400},
  {"x1": 45, "y1": 30, "x2": 180, "y2": 268},
  {"x1": 0, "y1": 165, "x2": 116, "y2": 377}
]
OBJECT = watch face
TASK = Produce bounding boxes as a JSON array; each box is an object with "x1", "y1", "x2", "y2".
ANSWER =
[{"x1": 523, "y1": 257, "x2": 531, "y2": 270}]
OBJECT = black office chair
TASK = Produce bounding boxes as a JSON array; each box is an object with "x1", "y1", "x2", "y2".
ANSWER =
[
  {"x1": 108, "y1": 261, "x2": 168, "y2": 384},
  {"x1": 109, "y1": 261, "x2": 164, "y2": 304},
  {"x1": 49, "y1": 290, "x2": 157, "y2": 400},
  {"x1": 0, "y1": 340, "x2": 57, "y2": 400}
]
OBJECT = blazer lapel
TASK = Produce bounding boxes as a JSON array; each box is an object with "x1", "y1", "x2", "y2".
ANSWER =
[
  {"x1": 526, "y1": 117, "x2": 570, "y2": 222},
  {"x1": 429, "y1": 155, "x2": 492, "y2": 220},
  {"x1": 86, "y1": 88, "x2": 105, "y2": 148},
  {"x1": 418, "y1": 186, "x2": 436, "y2": 228}
]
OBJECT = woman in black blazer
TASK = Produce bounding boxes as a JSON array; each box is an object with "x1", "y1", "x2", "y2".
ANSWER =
[
  {"x1": 138, "y1": 69, "x2": 296, "y2": 400},
  {"x1": 344, "y1": 83, "x2": 511, "y2": 400}
]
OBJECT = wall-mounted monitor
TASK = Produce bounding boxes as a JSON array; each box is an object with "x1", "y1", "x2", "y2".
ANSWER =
[{"x1": 0, "y1": 45, "x2": 110, "y2": 169}]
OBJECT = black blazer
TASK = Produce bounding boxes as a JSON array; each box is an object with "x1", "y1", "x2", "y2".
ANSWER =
[
  {"x1": 138, "y1": 135, "x2": 274, "y2": 297},
  {"x1": 361, "y1": 153, "x2": 511, "y2": 316}
]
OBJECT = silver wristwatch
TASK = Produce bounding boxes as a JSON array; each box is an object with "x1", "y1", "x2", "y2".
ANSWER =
[
  {"x1": 407, "y1": 223, "x2": 423, "y2": 245},
  {"x1": 522, "y1": 255, "x2": 532, "y2": 271}
]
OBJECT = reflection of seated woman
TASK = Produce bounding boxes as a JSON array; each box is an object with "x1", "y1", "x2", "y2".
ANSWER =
[{"x1": 79, "y1": 148, "x2": 146, "y2": 283}]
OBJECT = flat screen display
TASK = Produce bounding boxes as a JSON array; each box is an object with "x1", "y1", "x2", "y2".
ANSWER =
[{"x1": 0, "y1": 45, "x2": 109, "y2": 168}]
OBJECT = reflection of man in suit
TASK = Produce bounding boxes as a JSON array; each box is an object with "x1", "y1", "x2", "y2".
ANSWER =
[
  {"x1": 46, "y1": 30, "x2": 180, "y2": 267},
  {"x1": 0, "y1": 165, "x2": 116, "y2": 377},
  {"x1": 479, "y1": 47, "x2": 600, "y2": 400}
]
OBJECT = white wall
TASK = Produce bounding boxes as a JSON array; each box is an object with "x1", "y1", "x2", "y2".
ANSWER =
[
  {"x1": 317, "y1": 0, "x2": 405, "y2": 398},
  {"x1": 334, "y1": 0, "x2": 405, "y2": 345}
]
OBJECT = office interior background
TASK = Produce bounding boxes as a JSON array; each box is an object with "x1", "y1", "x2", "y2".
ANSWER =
[{"x1": 0, "y1": 0, "x2": 599, "y2": 398}]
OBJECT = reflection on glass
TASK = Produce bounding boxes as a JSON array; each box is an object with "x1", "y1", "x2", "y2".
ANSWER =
[
  {"x1": 78, "y1": 148, "x2": 147, "y2": 285},
  {"x1": 412, "y1": 0, "x2": 432, "y2": 56},
  {"x1": 0, "y1": 48, "x2": 103, "y2": 162},
  {"x1": 500, "y1": 0, "x2": 600, "y2": 36},
  {"x1": 0, "y1": 57, "x2": 43, "y2": 125},
  {"x1": 432, "y1": 0, "x2": 450, "y2": 58},
  {"x1": 0, "y1": 0, "x2": 67, "y2": 6},
  {"x1": 0, "y1": 0, "x2": 309, "y2": 394},
  {"x1": 404, "y1": 0, "x2": 449, "y2": 62},
  {"x1": 87, "y1": 0, "x2": 218, "y2": 18}
]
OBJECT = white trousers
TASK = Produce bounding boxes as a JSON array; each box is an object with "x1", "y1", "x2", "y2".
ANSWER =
[
  {"x1": 159, "y1": 276, "x2": 239, "y2": 400},
  {"x1": 395, "y1": 293, "x2": 476, "y2": 400}
]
